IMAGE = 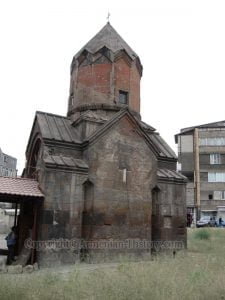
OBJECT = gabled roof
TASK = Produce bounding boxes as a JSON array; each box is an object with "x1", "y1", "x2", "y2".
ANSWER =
[
  {"x1": 36, "y1": 111, "x2": 81, "y2": 143},
  {"x1": 84, "y1": 109, "x2": 158, "y2": 157},
  {"x1": 28, "y1": 109, "x2": 176, "y2": 161},
  {"x1": 85, "y1": 108, "x2": 176, "y2": 160},
  {"x1": 73, "y1": 23, "x2": 139, "y2": 61},
  {"x1": 0, "y1": 177, "x2": 44, "y2": 199},
  {"x1": 25, "y1": 111, "x2": 82, "y2": 156}
]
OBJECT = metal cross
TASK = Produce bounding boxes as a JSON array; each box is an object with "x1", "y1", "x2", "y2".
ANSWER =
[{"x1": 107, "y1": 12, "x2": 111, "y2": 23}]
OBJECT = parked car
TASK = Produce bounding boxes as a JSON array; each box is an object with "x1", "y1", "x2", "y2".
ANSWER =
[{"x1": 196, "y1": 216, "x2": 216, "y2": 228}]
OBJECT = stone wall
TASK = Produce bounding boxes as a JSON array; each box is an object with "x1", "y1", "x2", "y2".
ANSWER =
[
  {"x1": 83, "y1": 115, "x2": 157, "y2": 259},
  {"x1": 152, "y1": 181, "x2": 187, "y2": 248},
  {"x1": 37, "y1": 170, "x2": 87, "y2": 266},
  {"x1": 0, "y1": 208, "x2": 14, "y2": 234}
]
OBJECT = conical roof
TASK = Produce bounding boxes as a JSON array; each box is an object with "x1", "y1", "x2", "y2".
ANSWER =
[{"x1": 74, "y1": 23, "x2": 139, "y2": 61}]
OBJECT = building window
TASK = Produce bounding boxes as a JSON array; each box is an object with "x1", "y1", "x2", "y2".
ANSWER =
[
  {"x1": 70, "y1": 92, "x2": 74, "y2": 106},
  {"x1": 208, "y1": 194, "x2": 213, "y2": 200},
  {"x1": 208, "y1": 172, "x2": 225, "y2": 182},
  {"x1": 210, "y1": 153, "x2": 221, "y2": 164},
  {"x1": 119, "y1": 90, "x2": 128, "y2": 105},
  {"x1": 199, "y1": 137, "x2": 225, "y2": 146},
  {"x1": 213, "y1": 191, "x2": 225, "y2": 200}
]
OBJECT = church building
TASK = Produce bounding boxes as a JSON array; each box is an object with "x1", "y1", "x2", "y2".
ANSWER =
[{"x1": 19, "y1": 23, "x2": 186, "y2": 266}]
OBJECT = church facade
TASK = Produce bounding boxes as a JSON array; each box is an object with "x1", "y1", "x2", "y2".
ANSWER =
[{"x1": 23, "y1": 23, "x2": 187, "y2": 266}]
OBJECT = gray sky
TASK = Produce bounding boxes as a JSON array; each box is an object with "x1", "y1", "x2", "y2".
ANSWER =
[{"x1": 1, "y1": 0, "x2": 225, "y2": 174}]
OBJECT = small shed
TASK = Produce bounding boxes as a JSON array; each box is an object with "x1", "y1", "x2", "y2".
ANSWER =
[{"x1": 0, "y1": 176, "x2": 44, "y2": 263}]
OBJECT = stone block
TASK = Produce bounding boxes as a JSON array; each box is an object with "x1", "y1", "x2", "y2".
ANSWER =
[
  {"x1": 33, "y1": 262, "x2": 39, "y2": 271},
  {"x1": 54, "y1": 210, "x2": 70, "y2": 225},
  {"x1": 0, "y1": 257, "x2": 7, "y2": 273},
  {"x1": 23, "y1": 265, "x2": 34, "y2": 273},
  {"x1": 0, "y1": 267, "x2": 7, "y2": 273}
]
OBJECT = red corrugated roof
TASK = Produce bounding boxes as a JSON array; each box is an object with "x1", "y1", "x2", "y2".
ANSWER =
[{"x1": 0, "y1": 177, "x2": 44, "y2": 198}]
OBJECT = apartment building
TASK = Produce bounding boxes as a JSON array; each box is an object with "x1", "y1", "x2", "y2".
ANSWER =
[
  {"x1": 0, "y1": 148, "x2": 17, "y2": 177},
  {"x1": 175, "y1": 121, "x2": 225, "y2": 222}
]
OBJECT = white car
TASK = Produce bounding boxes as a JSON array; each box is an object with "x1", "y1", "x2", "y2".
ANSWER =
[{"x1": 196, "y1": 216, "x2": 216, "y2": 228}]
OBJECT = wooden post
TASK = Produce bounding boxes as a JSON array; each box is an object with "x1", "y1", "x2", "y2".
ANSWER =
[
  {"x1": 14, "y1": 202, "x2": 18, "y2": 227},
  {"x1": 31, "y1": 203, "x2": 38, "y2": 264}
]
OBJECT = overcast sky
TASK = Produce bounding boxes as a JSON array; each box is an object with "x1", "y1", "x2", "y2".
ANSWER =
[{"x1": 0, "y1": 0, "x2": 225, "y2": 174}]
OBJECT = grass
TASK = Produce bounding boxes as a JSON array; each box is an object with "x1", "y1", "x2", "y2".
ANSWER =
[
  {"x1": 1, "y1": 228, "x2": 225, "y2": 300},
  {"x1": 194, "y1": 228, "x2": 211, "y2": 240}
]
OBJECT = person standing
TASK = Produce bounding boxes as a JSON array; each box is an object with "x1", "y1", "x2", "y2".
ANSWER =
[{"x1": 5, "y1": 226, "x2": 17, "y2": 265}]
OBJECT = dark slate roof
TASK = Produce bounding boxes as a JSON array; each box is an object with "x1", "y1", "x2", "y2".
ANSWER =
[
  {"x1": 74, "y1": 23, "x2": 139, "y2": 60},
  {"x1": 157, "y1": 169, "x2": 186, "y2": 181},
  {"x1": 0, "y1": 177, "x2": 44, "y2": 198},
  {"x1": 82, "y1": 108, "x2": 176, "y2": 160},
  {"x1": 139, "y1": 120, "x2": 155, "y2": 132},
  {"x1": 34, "y1": 109, "x2": 176, "y2": 161},
  {"x1": 44, "y1": 155, "x2": 88, "y2": 169},
  {"x1": 36, "y1": 112, "x2": 80, "y2": 143},
  {"x1": 147, "y1": 133, "x2": 177, "y2": 159}
]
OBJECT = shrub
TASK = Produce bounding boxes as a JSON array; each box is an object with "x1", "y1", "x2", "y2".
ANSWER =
[{"x1": 194, "y1": 229, "x2": 211, "y2": 240}]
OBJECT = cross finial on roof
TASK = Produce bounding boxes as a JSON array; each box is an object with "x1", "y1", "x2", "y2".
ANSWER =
[{"x1": 107, "y1": 12, "x2": 111, "y2": 23}]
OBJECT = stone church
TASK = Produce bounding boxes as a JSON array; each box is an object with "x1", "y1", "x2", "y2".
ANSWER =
[{"x1": 21, "y1": 23, "x2": 186, "y2": 265}]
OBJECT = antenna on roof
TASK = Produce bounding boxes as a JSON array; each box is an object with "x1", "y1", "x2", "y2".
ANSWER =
[{"x1": 107, "y1": 12, "x2": 111, "y2": 23}]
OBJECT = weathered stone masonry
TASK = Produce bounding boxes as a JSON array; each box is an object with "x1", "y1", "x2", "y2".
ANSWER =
[{"x1": 23, "y1": 23, "x2": 187, "y2": 266}]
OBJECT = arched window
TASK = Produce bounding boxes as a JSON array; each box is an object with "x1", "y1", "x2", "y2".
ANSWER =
[{"x1": 28, "y1": 139, "x2": 41, "y2": 178}]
